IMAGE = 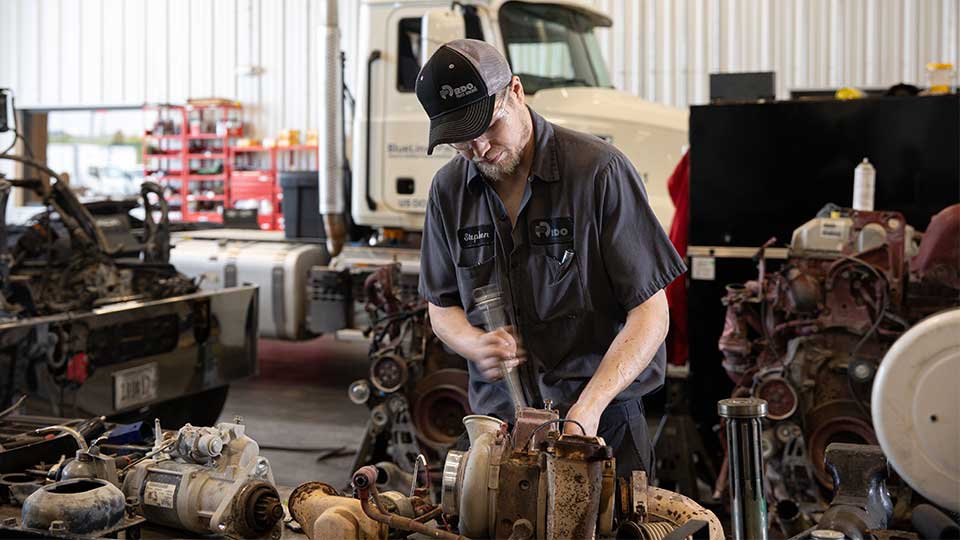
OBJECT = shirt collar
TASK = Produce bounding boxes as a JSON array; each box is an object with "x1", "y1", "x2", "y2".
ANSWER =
[{"x1": 465, "y1": 106, "x2": 560, "y2": 192}]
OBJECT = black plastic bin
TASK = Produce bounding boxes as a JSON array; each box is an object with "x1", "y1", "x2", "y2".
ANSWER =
[{"x1": 279, "y1": 171, "x2": 324, "y2": 239}]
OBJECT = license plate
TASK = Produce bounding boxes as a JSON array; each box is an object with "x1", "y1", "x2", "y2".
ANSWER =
[{"x1": 113, "y1": 363, "x2": 158, "y2": 410}]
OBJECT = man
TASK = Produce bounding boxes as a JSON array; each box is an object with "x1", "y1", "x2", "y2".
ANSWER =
[{"x1": 415, "y1": 39, "x2": 685, "y2": 477}]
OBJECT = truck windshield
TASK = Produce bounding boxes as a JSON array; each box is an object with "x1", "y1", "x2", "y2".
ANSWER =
[{"x1": 499, "y1": 2, "x2": 613, "y2": 94}]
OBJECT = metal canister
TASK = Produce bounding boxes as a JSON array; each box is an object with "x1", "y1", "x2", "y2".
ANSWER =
[
  {"x1": 852, "y1": 158, "x2": 876, "y2": 211},
  {"x1": 719, "y1": 398, "x2": 769, "y2": 540}
]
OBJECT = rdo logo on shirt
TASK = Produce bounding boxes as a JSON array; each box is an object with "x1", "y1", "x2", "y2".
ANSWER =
[
  {"x1": 534, "y1": 221, "x2": 568, "y2": 239},
  {"x1": 531, "y1": 217, "x2": 574, "y2": 245}
]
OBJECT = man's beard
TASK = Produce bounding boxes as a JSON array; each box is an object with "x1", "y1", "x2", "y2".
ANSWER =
[{"x1": 472, "y1": 147, "x2": 522, "y2": 181}]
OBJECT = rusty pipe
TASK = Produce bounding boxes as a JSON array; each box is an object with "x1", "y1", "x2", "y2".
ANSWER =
[
  {"x1": 288, "y1": 481, "x2": 386, "y2": 540},
  {"x1": 353, "y1": 466, "x2": 470, "y2": 540}
]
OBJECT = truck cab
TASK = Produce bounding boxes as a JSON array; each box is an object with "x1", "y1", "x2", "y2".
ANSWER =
[{"x1": 352, "y1": 0, "x2": 688, "y2": 233}]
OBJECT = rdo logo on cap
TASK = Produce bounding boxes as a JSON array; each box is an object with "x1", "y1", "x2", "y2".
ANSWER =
[{"x1": 439, "y1": 83, "x2": 478, "y2": 100}]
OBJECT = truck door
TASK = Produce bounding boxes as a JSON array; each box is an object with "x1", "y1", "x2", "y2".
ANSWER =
[{"x1": 374, "y1": 6, "x2": 474, "y2": 229}]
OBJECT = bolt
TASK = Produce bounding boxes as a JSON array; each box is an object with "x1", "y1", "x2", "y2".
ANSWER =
[
  {"x1": 852, "y1": 363, "x2": 872, "y2": 380},
  {"x1": 218, "y1": 523, "x2": 227, "y2": 532},
  {"x1": 233, "y1": 415, "x2": 244, "y2": 425}
]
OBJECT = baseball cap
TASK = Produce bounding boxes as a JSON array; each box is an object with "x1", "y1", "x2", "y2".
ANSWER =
[{"x1": 415, "y1": 39, "x2": 512, "y2": 155}]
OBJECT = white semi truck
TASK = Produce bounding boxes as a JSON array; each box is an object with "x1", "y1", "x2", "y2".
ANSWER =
[
  {"x1": 172, "y1": 0, "x2": 688, "y2": 340},
  {"x1": 331, "y1": 0, "x2": 686, "y2": 240}
]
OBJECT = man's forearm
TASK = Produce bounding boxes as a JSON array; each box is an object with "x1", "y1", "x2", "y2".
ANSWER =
[
  {"x1": 428, "y1": 302, "x2": 485, "y2": 358},
  {"x1": 578, "y1": 289, "x2": 670, "y2": 409}
]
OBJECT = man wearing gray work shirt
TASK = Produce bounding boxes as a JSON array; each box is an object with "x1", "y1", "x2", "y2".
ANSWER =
[{"x1": 415, "y1": 39, "x2": 686, "y2": 477}]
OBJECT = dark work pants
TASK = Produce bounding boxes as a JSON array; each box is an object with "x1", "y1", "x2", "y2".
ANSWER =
[{"x1": 597, "y1": 398, "x2": 655, "y2": 481}]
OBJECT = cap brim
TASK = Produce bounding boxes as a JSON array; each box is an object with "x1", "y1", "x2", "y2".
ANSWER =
[{"x1": 426, "y1": 94, "x2": 495, "y2": 155}]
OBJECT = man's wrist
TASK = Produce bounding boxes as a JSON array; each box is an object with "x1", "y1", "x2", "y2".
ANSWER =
[{"x1": 573, "y1": 389, "x2": 611, "y2": 417}]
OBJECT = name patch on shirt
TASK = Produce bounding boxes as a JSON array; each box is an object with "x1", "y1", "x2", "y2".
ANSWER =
[
  {"x1": 531, "y1": 217, "x2": 574, "y2": 245},
  {"x1": 458, "y1": 225, "x2": 495, "y2": 249}
]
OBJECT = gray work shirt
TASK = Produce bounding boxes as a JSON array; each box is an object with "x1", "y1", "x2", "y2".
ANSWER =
[{"x1": 419, "y1": 108, "x2": 686, "y2": 422}]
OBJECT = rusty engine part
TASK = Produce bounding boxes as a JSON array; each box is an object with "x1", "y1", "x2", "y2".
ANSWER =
[
  {"x1": 716, "y1": 204, "x2": 960, "y2": 530},
  {"x1": 718, "y1": 398, "x2": 769, "y2": 540},
  {"x1": 289, "y1": 406, "x2": 723, "y2": 539},
  {"x1": 441, "y1": 407, "x2": 724, "y2": 540},
  {"x1": 352, "y1": 466, "x2": 468, "y2": 540},
  {"x1": 121, "y1": 420, "x2": 283, "y2": 539},
  {"x1": 20, "y1": 478, "x2": 128, "y2": 536},
  {"x1": 289, "y1": 470, "x2": 456, "y2": 540},
  {"x1": 288, "y1": 481, "x2": 387, "y2": 540},
  {"x1": 347, "y1": 263, "x2": 470, "y2": 486}
]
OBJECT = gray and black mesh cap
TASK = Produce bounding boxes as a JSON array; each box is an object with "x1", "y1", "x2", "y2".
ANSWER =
[{"x1": 415, "y1": 39, "x2": 512, "y2": 155}]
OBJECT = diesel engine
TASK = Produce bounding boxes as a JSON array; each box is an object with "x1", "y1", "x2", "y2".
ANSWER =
[{"x1": 716, "y1": 204, "x2": 960, "y2": 531}]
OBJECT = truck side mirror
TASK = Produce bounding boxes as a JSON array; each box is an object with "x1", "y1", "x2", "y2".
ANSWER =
[{"x1": 420, "y1": 9, "x2": 465, "y2": 65}]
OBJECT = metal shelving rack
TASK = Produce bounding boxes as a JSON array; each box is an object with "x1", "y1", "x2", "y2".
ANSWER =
[
  {"x1": 182, "y1": 102, "x2": 243, "y2": 223},
  {"x1": 143, "y1": 102, "x2": 243, "y2": 224},
  {"x1": 143, "y1": 104, "x2": 186, "y2": 221},
  {"x1": 227, "y1": 144, "x2": 318, "y2": 230}
]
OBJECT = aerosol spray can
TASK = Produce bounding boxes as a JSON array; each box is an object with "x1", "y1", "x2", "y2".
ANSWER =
[{"x1": 853, "y1": 158, "x2": 876, "y2": 211}]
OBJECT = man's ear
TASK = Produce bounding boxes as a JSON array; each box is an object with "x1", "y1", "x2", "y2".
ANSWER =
[{"x1": 511, "y1": 75, "x2": 526, "y2": 105}]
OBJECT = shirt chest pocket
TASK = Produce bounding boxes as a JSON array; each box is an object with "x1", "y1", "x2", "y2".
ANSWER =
[
  {"x1": 526, "y1": 248, "x2": 587, "y2": 323},
  {"x1": 455, "y1": 252, "x2": 498, "y2": 328}
]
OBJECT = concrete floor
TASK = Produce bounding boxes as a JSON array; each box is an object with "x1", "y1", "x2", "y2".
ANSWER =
[{"x1": 217, "y1": 336, "x2": 372, "y2": 489}]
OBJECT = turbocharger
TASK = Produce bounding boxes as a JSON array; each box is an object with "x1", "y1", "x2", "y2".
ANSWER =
[
  {"x1": 442, "y1": 407, "x2": 725, "y2": 540},
  {"x1": 122, "y1": 421, "x2": 284, "y2": 539}
]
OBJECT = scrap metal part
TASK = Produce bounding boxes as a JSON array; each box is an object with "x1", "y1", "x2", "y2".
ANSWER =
[
  {"x1": 288, "y1": 481, "x2": 387, "y2": 540},
  {"x1": 443, "y1": 408, "x2": 724, "y2": 540},
  {"x1": 20, "y1": 478, "x2": 125, "y2": 536},
  {"x1": 122, "y1": 421, "x2": 282, "y2": 539}
]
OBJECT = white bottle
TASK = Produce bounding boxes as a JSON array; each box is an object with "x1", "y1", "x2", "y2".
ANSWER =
[{"x1": 853, "y1": 158, "x2": 876, "y2": 211}]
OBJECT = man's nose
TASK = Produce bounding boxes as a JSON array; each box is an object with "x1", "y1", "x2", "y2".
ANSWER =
[{"x1": 472, "y1": 137, "x2": 492, "y2": 158}]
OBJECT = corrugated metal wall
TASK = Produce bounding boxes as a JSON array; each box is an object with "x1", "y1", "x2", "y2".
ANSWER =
[
  {"x1": 0, "y1": 0, "x2": 362, "y2": 138},
  {"x1": 0, "y1": 0, "x2": 957, "y2": 124},
  {"x1": 590, "y1": 0, "x2": 959, "y2": 107}
]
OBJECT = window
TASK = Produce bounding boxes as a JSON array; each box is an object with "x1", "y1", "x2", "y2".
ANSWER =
[
  {"x1": 499, "y1": 2, "x2": 613, "y2": 94},
  {"x1": 45, "y1": 109, "x2": 144, "y2": 201},
  {"x1": 397, "y1": 18, "x2": 422, "y2": 92}
]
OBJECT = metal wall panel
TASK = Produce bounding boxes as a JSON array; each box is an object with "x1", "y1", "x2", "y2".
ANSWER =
[
  {"x1": 0, "y1": 0, "x2": 956, "y2": 125},
  {"x1": 0, "y1": 0, "x2": 362, "y2": 139},
  {"x1": 591, "y1": 0, "x2": 959, "y2": 107}
]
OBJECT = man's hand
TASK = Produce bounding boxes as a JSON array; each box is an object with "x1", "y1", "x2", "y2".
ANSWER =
[
  {"x1": 427, "y1": 303, "x2": 528, "y2": 381},
  {"x1": 463, "y1": 327, "x2": 526, "y2": 381},
  {"x1": 564, "y1": 399, "x2": 603, "y2": 437}
]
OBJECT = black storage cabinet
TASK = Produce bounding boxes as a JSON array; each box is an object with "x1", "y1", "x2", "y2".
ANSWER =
[{"x1": 279, "y1": 171, "x2": 324, "y2": 239}]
